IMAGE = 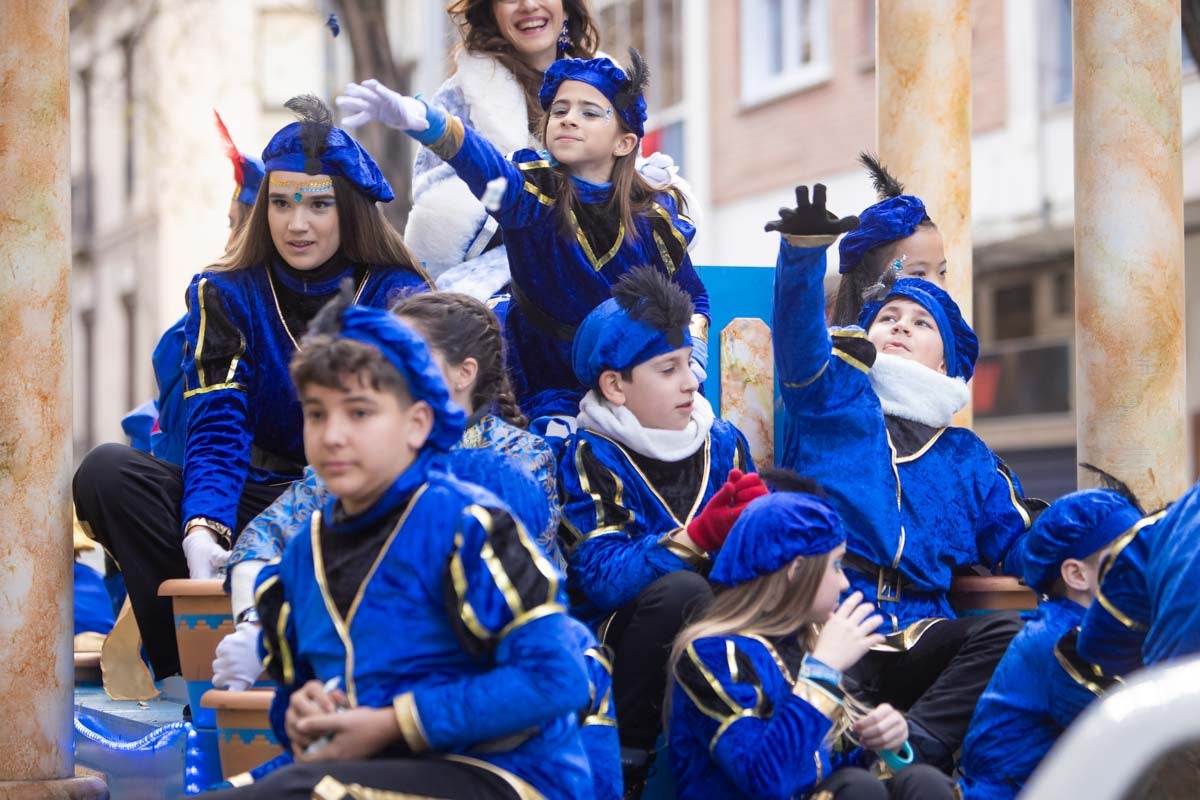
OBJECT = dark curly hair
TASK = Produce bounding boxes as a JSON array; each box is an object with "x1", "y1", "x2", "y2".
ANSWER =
[{"x1": 447, "y1": 0, "x2": 600, "y2": 136}]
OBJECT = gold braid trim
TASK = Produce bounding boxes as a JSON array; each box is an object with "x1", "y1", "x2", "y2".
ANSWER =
[
  {"x1": 392, "y1": 692, "x2": 431, "y2": 754},
  {"x1": 426, "y1": 115, "x2": 466, "y2": 162}
]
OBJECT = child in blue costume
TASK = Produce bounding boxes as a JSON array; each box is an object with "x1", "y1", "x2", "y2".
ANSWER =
[
  {"x1": 958, "y1": 484, "x2": 1142, "y2": 799},
  {"x1": 336, "y1": 50, "x2": 710, "y2": 423},
  {"x1": 768, "y1": 184, "x2": 1033, "y2": 771},
  {"x1": 557, "y1": 267, "x2": 760, "y2": 792},
  {"x1": 203, "y1": 293, "x2": 591, "y2": 800},
  {"x1": 71, "y1": 95, "x2": 431, "y2": 680},
  {"x1": 1075, "y1": 480, "x2": 1200, "y2": 672},
  {"x1": 214, "y1": 292, "x2": 561, "y2": 691},
  {"x1": 668, "y1": 472, "x2": 958, "y2": 800}
]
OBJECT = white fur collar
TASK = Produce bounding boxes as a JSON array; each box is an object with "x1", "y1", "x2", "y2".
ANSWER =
[
  {"x1": 576, "y1": 390, "x2": 715, "y2": 461},
  {"x1": 868, "y1": 353, "x2": 969, "y2": 427},
  {"x1": 453, "y1": 51, "x2": 537, "y2": 153}
]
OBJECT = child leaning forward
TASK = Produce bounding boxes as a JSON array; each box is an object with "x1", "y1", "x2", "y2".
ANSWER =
[
  {"x1": 668, "y1": 472, "x2": 958, "y2": 800},
  {"x1": 203, "y1": 291, "x2": 590, "y2": 800}
]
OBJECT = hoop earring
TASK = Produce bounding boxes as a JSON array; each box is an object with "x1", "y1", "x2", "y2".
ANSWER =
[{"x1": 558, "y1": 19, "x2": 572, "y2": 52}]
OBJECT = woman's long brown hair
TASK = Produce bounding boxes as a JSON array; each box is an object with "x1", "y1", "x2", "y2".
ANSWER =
[
  {"x1": 208, "y1": 175, "x2": 430, "y2": 285},
  {"x1": 447, "y1": 0, "x2": 600, "y2": 137}
]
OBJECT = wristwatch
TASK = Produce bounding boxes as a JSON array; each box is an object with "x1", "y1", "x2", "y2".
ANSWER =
[{"x1": 235, "y1": 607, "x2": 261, "y2": 626}]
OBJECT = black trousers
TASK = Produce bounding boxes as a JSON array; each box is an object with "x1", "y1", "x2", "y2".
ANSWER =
[
  {"x1": 813, "y1": 764, "x2": 958, "y2": 799},
  {"x1": 201, "y1": 757, "x2": 519, "y2": 799},
  {"x1": 847, "y1": 611, "x2": 1022, "y2": 773},
  {"x1": 72, "y1": 443, "x2": 288, "y2": 678},
  {"x1": 604, "y1": 570, "x2": 714, "y2": 751}
]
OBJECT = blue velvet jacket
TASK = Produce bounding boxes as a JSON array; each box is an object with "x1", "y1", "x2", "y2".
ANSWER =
[
  {"x1": 669, "y1": 635, "x2": 860, "y2": 800},
  {"x1": 228, "y1": 413, "x2": 563, "y2": 571},
  {"x1": 559, "y1": 420, "x2": 752, "y2": 629},
  {"x1": 254, "y1": 455, "x2": 592, "y2": 800},
  {"x1": 1078, "y1": 485, "x2": 1200, "y2": 671},
  {"x1": 181, "y1": 260, "x2": 427, "y2": 537},
  {"x1": 773, "y1": 241, "x2": 1031, "y2": 629},
  {"x1": 959, "y1": 598, "x2": 1092, "y2": 800},
  {"x1": 432, "y1": 123, "x2": 707, "y2": 418},
  {"x1": 566, "y1": 617, "x2": 622, "y2": 800}
]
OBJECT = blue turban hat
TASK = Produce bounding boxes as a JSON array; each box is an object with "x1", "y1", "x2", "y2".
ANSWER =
[
  {"x1": 838, "y1": 195, "x2": 929, "y2": 274},
  {"x1": 236, "y1": 154, "x2": 265, "y2": 207},
  {"x1": 262, "y1": 96, "x2": 393, "y2": 202},
  {"x1": 1022, "y1": 488, "x2": 1145, "y2": 593},
  {"x1": 858, "y1": 277, "x2": 979, "y2": 381},
  {"x1": 539, "y1": 52, "x2": 649, "y2": 138},
  {"x1": 711, "y1": 492, "x2": 845, "y2": 587},
  {"x1": 335, "y1": 304, "x2": 466, "y2": 451},
  {"x1": 572, "y1": 267, "x2": 694, "y2": 388}
]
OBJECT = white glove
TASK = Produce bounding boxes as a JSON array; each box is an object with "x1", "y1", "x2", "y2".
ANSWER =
[
  {"x1": 212, "y1": 621, "x2": 264, "y2": 691},
  {"x1": 690, "y1": 357, "x2": 708, "y2": 385},
  {"x1": 182, "y1": 528, "x2": 230, "y2": 580},
  {"x1": 336, "y1": 79, "x2": 429, "y2": 132},
  {"x1": 637, "y1": 151, "x2": 678, "y2": 189}
]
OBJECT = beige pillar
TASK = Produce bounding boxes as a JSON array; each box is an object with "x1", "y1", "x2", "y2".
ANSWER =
[
  {"x1": 0, "y1": 2, "x2": 103, "y2": 796},
  {"x1": 1073, "y1": 0, "x2": 1187, "y2": 508},
  {"x1": 876, "y1": 0, "x2": 973, "y2": 319}
]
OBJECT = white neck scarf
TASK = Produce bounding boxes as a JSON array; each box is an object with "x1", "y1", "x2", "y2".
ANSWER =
[
  {"x1": 868, "y1": 353, "x2": 969, "y2": 427},
  {"x1": 576, "y1": 390, "x2": 715, "y2": 461}
]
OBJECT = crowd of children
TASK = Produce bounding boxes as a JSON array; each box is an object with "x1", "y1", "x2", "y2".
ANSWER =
[{"x1": 71, "y1": 23, "x2": 1200, "y2": 800}]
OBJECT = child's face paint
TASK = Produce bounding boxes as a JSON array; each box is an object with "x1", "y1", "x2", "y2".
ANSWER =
[
  {"x1": 807, "y1": 544, "x2": 850, "y2": 623},
  {"x1": 607, "y1": 346, "x2": 698, "y2": 431},
  {"x1": 300, "y1": 374, "x2": 431, "y2": 515},
  {"x1": 883, "y1": 226, "x2": 947, "y2": 286},
  {"x1": 267, "y1": 171, "x2": 340, "y2": 271},
  {"x1": 867, "y1": 298, "x2": 946, "y2": 374},
  {"x1": 545, "y1": 80, "x2": 638, "y2": 183}
]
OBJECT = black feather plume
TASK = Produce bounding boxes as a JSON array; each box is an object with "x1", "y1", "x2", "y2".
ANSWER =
[
  {"x1": 1079, "y1": 463, "x2": 1145, "y2": 514},
  {"x1": 284, "y1": 94, "x2": 333, "y2": 175},
  {"x1": 859, "y1": 152, "x2": 905, "y2": 200},
  {"x1": 758, "y1": 467, "x2": 828, "y2": 499},
  {"x1": 614, "y1": 48, "x2": 650, "y2": 112},
  {"x1": 305, "y1": 278, "x2": 358, "y2": 343},
  {"x1": 612, "y1": 266, "x2": 693, "y2": 348}
]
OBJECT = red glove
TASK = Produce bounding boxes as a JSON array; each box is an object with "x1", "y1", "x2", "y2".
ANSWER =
[{"x1": 686, "y1": 469, "x2": 770, "y2": 552}]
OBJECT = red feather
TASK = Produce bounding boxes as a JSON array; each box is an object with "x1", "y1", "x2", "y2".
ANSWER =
[{"x1": 213, "y1": 109, "x2": 245, "y2": 188}]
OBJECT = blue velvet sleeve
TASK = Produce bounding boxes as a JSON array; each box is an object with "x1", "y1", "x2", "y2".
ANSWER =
[
  {"x1": 581, "y1": 645, "x2": 622, "y2": 800},
  {"x1": 182, "y1": 275, "x2": 252, "y2": 536},
  {"x1": 1078, "y1": 537, "x2": 1151, "y2": 674},
  {"x1": 977, "y1": 460, "x2": 1034, "y2": 575},
  {"x1": 410, "y1": 505, "x2": 589, "y2": 750},
  {"x1": 561, "y1": 437, "x2": 695, "y2": 614},
  {"x1": 228, "y1": 467, "x2": 327, "y2": 572},
  {"x1": 675, "y1": 637, "x2": 836, "y2": 800},
  {"x1": 656, "y1": 192, "x2": 709, "y2": 319},
  {"x1": 443, "y1": 126, "x2": 555, "y2": 232},
  {"x1": 773, "y1": 239, "x2": 864, "y2": 415},
  {"x1": 255, "y1": 558, "x2": 314, "y2": 752}
]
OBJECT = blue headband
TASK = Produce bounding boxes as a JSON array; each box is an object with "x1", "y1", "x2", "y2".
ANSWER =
[
  {"x1": 539, "y1": 56, "x2": 647, "y2": 138},
  {"x1": 571, "y1": 297, "x2": 692, "y2": 388},
  {"x1": 237, "y1": 153, "x2": 265, "y2": 207},
  {"x1": 858, "y1": 277, "x2": 979, "y2": 381},
  {"x1": 710, "y1": 492, "x2": 845, "y2": 587},
  {"x1": 1023, "y1": 488, "x2": 1145, "y2": 593},
  {"x1": 838, "y1": 195, "x2": 928, "y2": 274},
  {"x1": 262, "y1": 122, "x2": 394, "y2": 202},
  {"x1": 335, "y1": 305, "x2": 465, "y2": 451}
]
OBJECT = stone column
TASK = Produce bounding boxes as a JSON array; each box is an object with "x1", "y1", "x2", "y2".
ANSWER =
[
  {"x1": 1073, "y1": 0, "x2": 1187, "y2": 508},
  {"x1": 0, "y1": 2, "x2": 103, "y2": 796},
  {"x1": 876, "y1": 0, "x2": 973, "y2": 319}
]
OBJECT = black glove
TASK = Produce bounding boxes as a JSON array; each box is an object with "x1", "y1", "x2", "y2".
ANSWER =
[{"x1": 764, "y1": 184, "x2": 859, "y2": 237}]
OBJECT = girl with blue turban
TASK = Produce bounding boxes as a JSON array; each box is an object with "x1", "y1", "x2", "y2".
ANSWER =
[
  {"x1": 767, "y1": 184, "x2": 1035, "y2": 774},
  {"x1": 336, "y1": 49, "x2": 710, "y2": 426},
  {"x1": 72, "y1": 95, "x2": 432, "y2": 680},
  {"x1": 667, "y1": 471, "x2": 958, "y2": 800},
  {"x1": 831, "y1": 154, "x2": 947, "y2": 326}
]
